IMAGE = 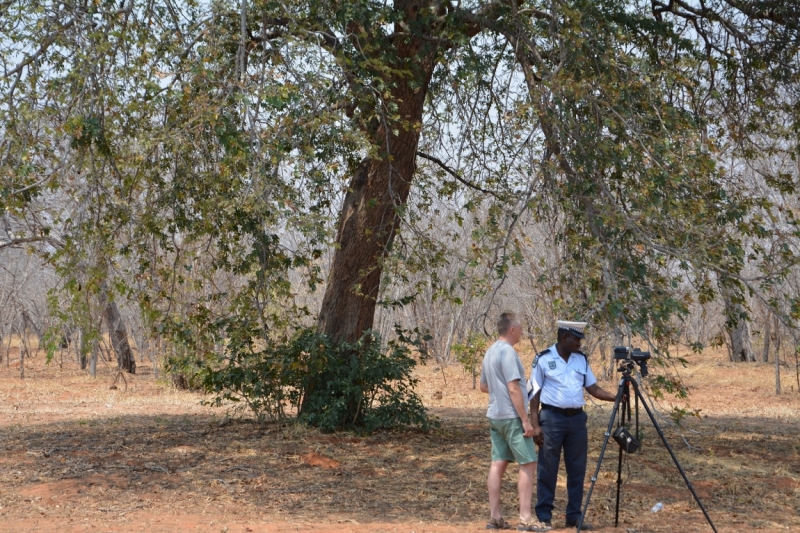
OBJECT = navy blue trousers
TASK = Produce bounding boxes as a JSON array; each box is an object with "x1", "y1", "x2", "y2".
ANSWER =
[{"x1": 535, "y1": 408, "x2": 588, "y2": 523}]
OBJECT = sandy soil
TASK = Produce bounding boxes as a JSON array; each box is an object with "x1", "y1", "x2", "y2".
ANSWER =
[{"x1": 0, "y1": 342, "x2": 798, "y2": 533}]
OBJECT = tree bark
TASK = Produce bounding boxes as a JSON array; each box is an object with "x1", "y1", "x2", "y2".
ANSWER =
[
  {"x1": 720, "y1": 283, "x2": 755, "y2": 362},
  {"x1": 103, "y1": 299, "x2": 136, "y2": 374},
  {"x1": 598, "y1": 341, "x2": 610, "y2": 381},
  {"x1": 317, "y1": 13, "x2": 438, "y2": 344},
  {"x1": 21, "y1": 310, "x2": 42, "y2": 344},
  {"x1": 794, "y1": 332, "x2": 799, "y2": 393},
  {"x1": 90, "y1": 337, "x2": 98, "y2": 378},
  {"x1": 761, "y1": 308, "x2": 771, "y2": 362},
  {"x1": 19, "y1": 334, "x2": 25, "y2": 379},
  {"x1": 77, "y1": 327, "x2": 88, "y2": 369},
  {"x1": 733, "y1": 317, "x2": 754, "y2": 362},
  {"x1": 775, "y1": 331, "x2": 781, "y2": 395}
]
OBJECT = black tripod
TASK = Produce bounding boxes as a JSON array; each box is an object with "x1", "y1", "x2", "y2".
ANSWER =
[{"x1": 576, "y1": 360, "x2": 718, "y2": 532}]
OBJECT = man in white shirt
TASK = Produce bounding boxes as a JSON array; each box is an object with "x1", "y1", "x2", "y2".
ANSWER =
[
  {"x1": 528, "y1": 321, "x2": 617, "y2": 530},
  {"x1": 481, "y1": 312, "x2": 551, "y2": 532}
]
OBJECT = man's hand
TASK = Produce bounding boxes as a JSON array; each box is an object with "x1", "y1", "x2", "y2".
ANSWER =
[
  {"x1": 529, "y1": 390, "x2": 543, "y2": 445},
  {"x1": 586, "y1": 383, "x2": 617, "y2": 403},
  {"x1": 522, "y1": 418, "x2": 534, "y2": 438},
  {"x1": 507, "y1": 379, "x2": 533, "y2": 437},
  {"x1": 532, "y1": 425, "x2": 544, "y2": 447}
]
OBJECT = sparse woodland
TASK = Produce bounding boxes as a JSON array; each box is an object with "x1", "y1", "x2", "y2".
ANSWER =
[
  {"x1": 2, "y1": 4, "x2": 800, "y2": 531},
  {"x1": 2, "y1": 0, "x2": 800, "y2": 424}
]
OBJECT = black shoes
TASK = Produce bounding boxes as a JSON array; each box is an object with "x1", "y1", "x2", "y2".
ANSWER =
[{"x1": 537, "y1": 517, "x2": 594, "y2": 530}]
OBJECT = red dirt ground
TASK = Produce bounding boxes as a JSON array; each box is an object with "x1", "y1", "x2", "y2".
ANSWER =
[{"x1": 0, "y1": 343, "x2": 798, "y2": 533}]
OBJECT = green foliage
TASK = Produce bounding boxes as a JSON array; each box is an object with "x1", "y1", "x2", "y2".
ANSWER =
[
  {"x1": 649, "y1": 374, "x2": 689, "y2": 400},
  {"x1": 202, "y1": 327, "x2": 432, "y2": 433},
  {"x1": 668, "y1": 406, "x2": 703, "y2": 427},
  {"x1": 163, "y1": 335, "x2": 210, "y2": 390},
  {"x1": 41, "y1": 327, "x2": 62, "y2": 365},
  {"x1": 2, "y1": 0, "x2": 800, "y2": 406},
  {"x1": 451, "y1": 331, "x2": 490, "y2": 385}
]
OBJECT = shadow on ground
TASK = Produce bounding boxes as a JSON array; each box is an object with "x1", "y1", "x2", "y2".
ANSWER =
[
  {"x1": 1, "y1": 408, "x2": 491, "y2": 524},
  {"x1": 1, "y1": 405, "x2": 798, "y2": 532}
]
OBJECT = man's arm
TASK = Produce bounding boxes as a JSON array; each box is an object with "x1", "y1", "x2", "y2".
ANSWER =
[
  {"x1": 528, "y1": 390, "x2": 544, "y2": 446},
  {"x1": 507, "y1": 379, "x2": 534, "y2": 437},
  {"x1": 480, "y1": 382, "x2": 489, "y2": 393},
  {"x1": 586, "y1": 383, "x2": 616, "y2": 402}
]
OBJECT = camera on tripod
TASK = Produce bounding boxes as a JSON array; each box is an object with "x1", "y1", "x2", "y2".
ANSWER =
[
  {"x1": 613, "y1": 346, "x2": 651, "y2": 376},
  {"x1": 580, "y1": 345, "x2": 718, "y2": 532}
]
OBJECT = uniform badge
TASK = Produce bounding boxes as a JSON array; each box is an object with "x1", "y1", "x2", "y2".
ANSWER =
[
  {"x1": 548, "y1": 360, "x2": 557, "y2": 370},
  {"x1": 532, "y1": 355, "x2": 539, "y2": 369}
]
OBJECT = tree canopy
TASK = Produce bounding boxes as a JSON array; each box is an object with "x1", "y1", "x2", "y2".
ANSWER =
[{"x1": 2, "y1": 0, "x2": 800, "y2": 424}]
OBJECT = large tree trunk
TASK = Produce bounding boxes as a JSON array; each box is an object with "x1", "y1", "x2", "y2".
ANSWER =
[
  {"x1": 317, "y1": 10, "x2": 438, "y2": 344},
  {"x1": 728, "y1": 318, "x2": 755, "y2": 362},
  {"x1": 103, "y1": 299, "x2": 136, "y2": 374},
  {"x1": 306, "y1": 5, "x2": 441, "y2": 422},
  {"x1": 316, "y1": 154, "x2": 417, "y2": 343}
]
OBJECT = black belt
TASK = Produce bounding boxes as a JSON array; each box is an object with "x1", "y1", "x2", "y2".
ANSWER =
[{"x1": 541, "y1": 403, "x2": 583, "y2": 417}]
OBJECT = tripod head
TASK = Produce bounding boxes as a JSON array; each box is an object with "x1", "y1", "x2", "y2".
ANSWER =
[
  {"x1": 617, "y1": 360, "x2": 637, "y2": 376},
  {"x1": 613, "y1": 346, "x2": 650, "y2": 377}
]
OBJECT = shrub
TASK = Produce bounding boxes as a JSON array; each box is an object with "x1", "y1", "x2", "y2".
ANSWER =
[
  {"x1": 201, "y1": 326, "x2": 432, "y2": 433},
  {"x1": 451, "y1": 331, "x2": 490, "y2": 389}
]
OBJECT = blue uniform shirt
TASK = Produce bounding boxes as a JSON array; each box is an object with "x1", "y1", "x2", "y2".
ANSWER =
[{"x1": 529, "y1": 344, "x2": 597, "y2": 409}]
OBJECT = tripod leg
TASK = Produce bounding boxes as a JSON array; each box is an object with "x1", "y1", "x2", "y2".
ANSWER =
[
  {"x1": 630, "y1": 380, "x2": 719, "y2": 533},
  {"x1": 614, "y1": 445, "x2": 623, "y2": 526},
  {"x1": 577, "y1": 378, "x2": 625, "y2": 531}
]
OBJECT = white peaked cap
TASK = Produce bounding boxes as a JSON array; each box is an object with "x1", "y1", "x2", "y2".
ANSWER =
[{"x1": 557, "y1": 320, "x2": 588, "y2": 338}]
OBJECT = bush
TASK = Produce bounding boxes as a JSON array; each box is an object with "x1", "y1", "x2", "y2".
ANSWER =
[
  {"x1": 201, "y1": 326, "x2": 433, "y2": 433},
  {"x1": 451, "y1": 331, "x2": 490, "y2": 389}
]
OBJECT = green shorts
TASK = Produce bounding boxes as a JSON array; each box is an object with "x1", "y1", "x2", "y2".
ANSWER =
[{"x1": 489, "y1": 417, "x2": 537, "y2": 464}]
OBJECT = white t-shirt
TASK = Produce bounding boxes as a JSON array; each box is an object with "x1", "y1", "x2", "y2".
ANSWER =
[{"x1": 480, "y1": 340, "x2": 527, "y2": 419}]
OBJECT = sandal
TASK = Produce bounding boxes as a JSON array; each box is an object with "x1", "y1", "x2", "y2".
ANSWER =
[
  {"x1": 486, "y1": 517, "x2": 512, "y2": 530},
  {"x1": 516, "y1": 517, "x2": 552, "y2": 532}
]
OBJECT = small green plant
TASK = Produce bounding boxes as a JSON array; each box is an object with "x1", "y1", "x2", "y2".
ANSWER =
[
  {"x1": 452, "y1": 331, "x2": 490, "y2": 389},
  {"x1": 41, "y1": 327, "x2": 62, "y2": 365},
  {"x1": 163, "y1": 340, "x2": 208, "y2": 391}
]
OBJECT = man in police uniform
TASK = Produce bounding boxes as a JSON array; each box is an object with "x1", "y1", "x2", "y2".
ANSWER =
[{"x1": 528, "y1": 321, "x2": 617, "y2": 530}]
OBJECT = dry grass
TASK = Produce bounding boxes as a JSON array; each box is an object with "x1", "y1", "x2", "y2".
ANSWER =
[{"x1": 0, "y1": 342, "x2": 798, "y2": 533}]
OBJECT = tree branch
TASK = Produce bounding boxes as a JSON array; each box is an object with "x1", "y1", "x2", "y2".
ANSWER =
[
  {"x1": 5, "y1": 18, "x2": 76, "y2": 80},
  {"x1": 0, "y1": 236, "x2": 65, "y2": 251},
  {"x1": 666, "y1": 0, "x2": 755, "y2": 46},
  {"x1": 416, "y1": 151, "x2": 504, "y2": 199},
  {"x1": 721, "y1": 0, "x2": 800, "y2": 28}
]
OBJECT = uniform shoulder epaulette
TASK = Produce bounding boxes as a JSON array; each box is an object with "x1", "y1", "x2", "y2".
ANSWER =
[
  {"x1": 575, "y1": 350, "x2": 587, "y2": 357},
  {"x1": 532, "y1": 348, "x2": 552, "y2": 369}
]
